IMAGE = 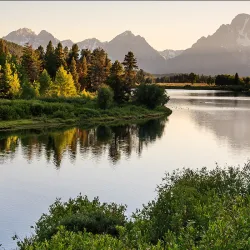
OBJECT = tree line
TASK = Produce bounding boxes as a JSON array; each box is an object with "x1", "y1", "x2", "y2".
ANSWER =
[
  {"x1": 155, "y1": 72, "x2": 250, "y2": 86},
  {"x1": 0, "y1": 39, "x2": 143, "y2": 102}
]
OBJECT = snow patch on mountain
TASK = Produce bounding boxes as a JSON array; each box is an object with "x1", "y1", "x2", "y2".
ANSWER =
[
  {"x1": 237, "y1": 17, "x2": 250, "y2": 46},
  {"x1": 159, "y1": 49, "x2": 184, "y2": 60}
]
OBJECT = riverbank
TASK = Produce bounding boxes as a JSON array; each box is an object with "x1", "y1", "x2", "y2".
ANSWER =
[
  {"x1": 0, "y1": 99, "x2": 172, "y2": 131},
  {"x1": 157, "y1": 82, "x2": 250, "y2": 91}
]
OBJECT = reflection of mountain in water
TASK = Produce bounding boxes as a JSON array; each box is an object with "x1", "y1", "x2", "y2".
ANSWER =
[
  {"x1": 169, "y1": 91, "x2": 250, "y2": 152},
  {"x1": 0, "y1": 119, "x2": 167, "y2": 168}
]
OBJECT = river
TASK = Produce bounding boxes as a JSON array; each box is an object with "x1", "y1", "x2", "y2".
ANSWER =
[{"x1": 0, "y1": 89, "x2": 250, "y2": 249}]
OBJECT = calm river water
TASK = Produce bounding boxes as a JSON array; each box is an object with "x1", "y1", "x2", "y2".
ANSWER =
[{"x1": 1, "y1": 90, "x2": 250, "y2": 249}]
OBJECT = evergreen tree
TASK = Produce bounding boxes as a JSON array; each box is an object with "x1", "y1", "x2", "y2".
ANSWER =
[
  {"x1": 45, "y1": 41, "x2": 57, "y2": 78},
  {"x1": 35, "y1": 45, "x2": 45, "y2": 70},
  {"x1": 70, "y1": 57, "x2": 79, "y2": 92},
  {"x1": 0, "y1": 39, "x2": 8, "y2": 68},
  {"x1": 49, "y1": 66, "x2": 77, "y2": 97},
  {"x1": 89, "y1": 48, "x2": 108, "y2": 91},
  {"x1": 80, "y1": 49, "x2": 91, "y2": 65},
  {"x1": 234, "y1": 72, "x2": 239, "y2": 85},
  {"x1": 64, "y1": 46, "x2": 69, "y2": 62},
  {"x1": 68, "y1": 44, "x2": 79, "y2": 65},
  {"x1": 21, "y1": 43, "x2": 41, "y2": 83},
  {"x1": 189, "y1": 72, "x2": 197, "y2": 84},
  {"x1": 55, "y1": 42, "x2": 67, "y2": 71},
  {"x1": 107, "y1": 60, "x2": 125, "y2": 103},
  {"x1": 122, "y1": 51, "x2": 138, "y2": 100},
  {"x1": 0, "y1": 61, "x2": 20, "y2": 98},
  {"x1": 78, "y1": 56, "x2": 88, "y2": 91},
  {"x1": 38, "y1": 69, "x2": 52, "y2": 96}
]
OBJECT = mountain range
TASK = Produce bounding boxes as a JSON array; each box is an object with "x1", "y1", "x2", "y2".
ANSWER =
[{"x1": 3, "y1": 13, "x2": 250, "y2": 76}]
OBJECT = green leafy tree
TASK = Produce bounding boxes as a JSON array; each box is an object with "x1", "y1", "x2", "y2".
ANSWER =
[
  {"x1": 136, "y1": 69, "x2": 146, "y2": 84},
  {"x1": 49, "y1": 66, "x2": 77, "y2": 97},
  {"x1": 97, "y1": 85, "x2": 114, "y2": 109},
  {"x1": 70, "y1": 57, "x2": 79, "y2": 92},
  {"x1": 21, "y1": 79, "x2": 40, "y2": 99},
  {"x1": 134, "y1": 84, "x2": 169, "y2": 109},
  {"x1": 0, "y1": 61, "x2": 20, "y2": 98},
  {"x1": 21, "y1": 43, "x2": 41, "y2": 83},
  {"x1": 45, "y1": 41, "x2": 57, "y2": 78},
  {"x1": 38, "y1": 69, "x2": 52, "y2": 96}
]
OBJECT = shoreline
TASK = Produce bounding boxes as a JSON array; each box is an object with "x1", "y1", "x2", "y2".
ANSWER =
[
  {"x1": 157, "y1": 83, "x2": 250, "y2": 92},
  {"x1": 0, "y1": 108, "x2": 172, "y2": 131}
]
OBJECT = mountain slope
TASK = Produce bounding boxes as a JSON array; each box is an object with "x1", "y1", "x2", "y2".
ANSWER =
[
  {"x1": 166, "y1": 13, "x2": 250, "y2": 76},
  {"x1": 159, "y1": 49, "x2": 183, "y2": 60},
  {"x1": 105, "y1": 31, "x2": 166, "y2": 73}
]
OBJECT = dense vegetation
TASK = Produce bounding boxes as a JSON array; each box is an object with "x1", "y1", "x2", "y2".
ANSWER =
[
  {"x1": 14, "y1": 162, "x2": 250, "y2": 249},
  {"x1": 0, "y1": 39, "x2": 170, "y2": 125}
]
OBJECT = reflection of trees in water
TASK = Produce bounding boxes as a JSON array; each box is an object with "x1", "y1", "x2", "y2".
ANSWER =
[{"x1": 0, "y1": 118, "x2": 167, "y2": 168}]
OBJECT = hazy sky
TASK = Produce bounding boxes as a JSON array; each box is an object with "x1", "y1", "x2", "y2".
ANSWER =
[{"x1": 1, "y1": 1, "x2": 250, "y2": 50}]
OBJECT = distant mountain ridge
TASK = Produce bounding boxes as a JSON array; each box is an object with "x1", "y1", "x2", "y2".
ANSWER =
[
  {"x1": 3, "y1": 13, "x2": 250, "y2": 75},
  {"x1": 3, "y1": 28, "x2": 170, "y2": 73}
]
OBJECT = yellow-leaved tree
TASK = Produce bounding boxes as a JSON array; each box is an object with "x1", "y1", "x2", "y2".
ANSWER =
[
  {"x1": 49, "y1": 66, "x2": 77, "y2": 97},
  {"x1": 0, "y1": 61, "x2": 20, "y2": 98}
]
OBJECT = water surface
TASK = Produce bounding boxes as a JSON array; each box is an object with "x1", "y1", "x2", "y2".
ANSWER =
[{"x1": 1, "y1": 90, "x2": 250, "y2": 249}]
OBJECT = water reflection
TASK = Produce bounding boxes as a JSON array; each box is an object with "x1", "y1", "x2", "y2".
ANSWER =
[{"x1": 0, "y1": 118, "x2": 167, "y2": 168}]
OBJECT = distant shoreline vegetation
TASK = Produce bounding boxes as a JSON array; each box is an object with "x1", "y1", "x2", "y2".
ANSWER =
[{"x1": 0, "y1": 39, "x2": 171, "y2": 128}]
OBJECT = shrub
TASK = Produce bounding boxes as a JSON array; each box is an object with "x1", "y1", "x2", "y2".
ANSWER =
[
  {"x1": 134, "y1": 84, "x2": 169, "y2": 109},
  {"x1": 97, "y1": 85, "x2": 114, "y2": 110},
  {"x1": 32, "y1": 195, "x2": 127, "y2": 242}
]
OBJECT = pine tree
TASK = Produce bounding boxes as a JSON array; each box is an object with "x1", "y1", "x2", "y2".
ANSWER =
[
  {"x1": 80, "y1": 49, "x2": 91, "y2": 65},
  {"x1": 78, "y1": 56, "x2": 88, "y2": 91},
  {"x1": 55, "y1": 42, "x2": 67, "y2": 71},
  {"x1": 122, "y1": 51, "x2": 138, "y2": 100},
  {"x1": 89, "y1": 48, "x2": 108, "y2": 91},
  {"x1": 49, "y1": 66, "x2": 77, "y2": 97},
  {"x1": 107, "y1": 60, "x2": 125, "y2": 103},
  {"x1": 21, "y1": 43, "x2": 41, "y2": 83},
  {"x1": 38, "y1": 69, "x2": 52, "y2": 96},
  {"x1": 35, "y1": 45, "x2": 45, "y2": 70},
  {"x1": 235, "y1": 72, "x2": 239, "y2": 85},
  {"x1": 0, "y1": 39, "x2": 8, "y2": 68},
  {"x1": 0, "y1": 61, "x2": 20, "y2": 98},
  {"x1": 45, "y1": 41, "x2": 57, "y2": 78},
  {"x1": 64, "y1": 46, "x2": 69, "y2": 62},
  {"x1": 70, "y1": 57, "x2": 79, "y2": 92},
  {"x1": 68, "y1": 44, "x2": 79, "y2": 65}
]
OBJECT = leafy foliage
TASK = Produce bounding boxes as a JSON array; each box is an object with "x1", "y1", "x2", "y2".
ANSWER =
[
  {"x1": 134, "y1": 83, "x2": 169, "y2": 109},
  {"x1": 97, "y1": 85, "x2": 114, "y2": 109}
]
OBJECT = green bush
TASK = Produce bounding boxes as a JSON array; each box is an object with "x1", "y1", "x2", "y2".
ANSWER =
[
  {"x1": 15, "y1": 163, "x2": 250, "y2": 249},
  {"x1": 134, "y1": 84, "x2": 170, "y2": 109},
  {"x1": 97, "y1": 85, "x2": 114, "y2": 110},
  {"x1": 32, "y1": 195, "x2": 127, "y2": 242}
]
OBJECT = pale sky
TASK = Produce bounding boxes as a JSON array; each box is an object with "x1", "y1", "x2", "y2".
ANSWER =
[{"x1": 1, "y1": 1, "x2": 250, "y2": 51}]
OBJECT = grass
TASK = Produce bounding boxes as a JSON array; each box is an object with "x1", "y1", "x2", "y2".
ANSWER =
[{"x1": 0, "y1": 98, "x2": 172, "y2": 131}]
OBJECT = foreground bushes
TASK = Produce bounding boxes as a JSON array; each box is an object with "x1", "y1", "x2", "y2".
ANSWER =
[{"x1": 15, "y1": 162, "x2": 250, "y2": 249}]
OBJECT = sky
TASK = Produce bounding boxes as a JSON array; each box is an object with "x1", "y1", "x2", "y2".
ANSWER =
[{"x1": 1, "y1": 1, "x2": 250, "y2": 51}]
